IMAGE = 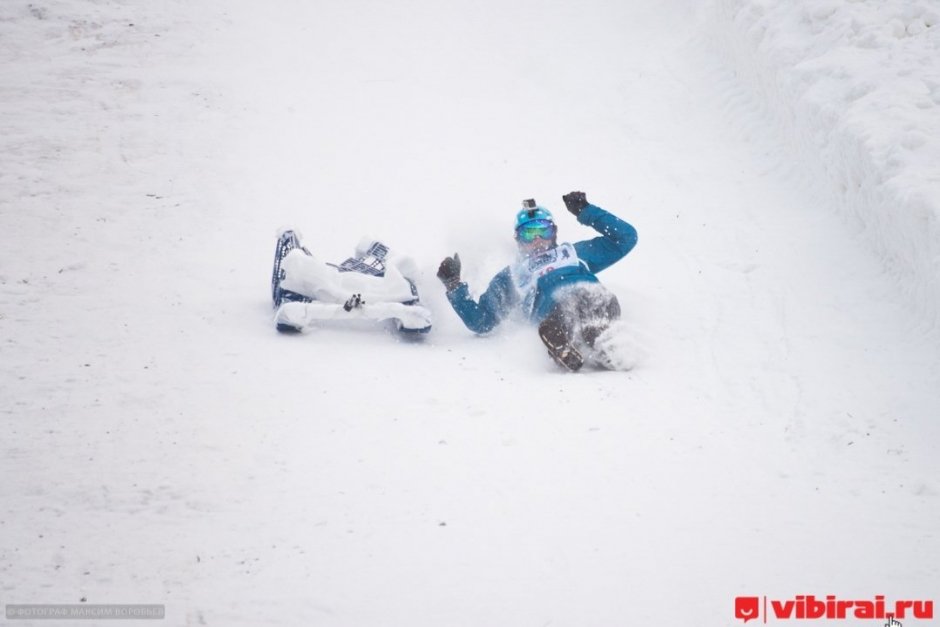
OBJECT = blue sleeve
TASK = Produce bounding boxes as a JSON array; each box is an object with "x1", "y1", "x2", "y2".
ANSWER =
[
  {"x1": 572, "y1": 204, "x2": 638, "y2": 273},
  {"x1": 445, "y1": 267, "x2": 517, "y2": 334}
]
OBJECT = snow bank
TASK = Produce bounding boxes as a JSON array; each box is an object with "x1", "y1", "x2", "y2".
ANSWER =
[{"x1": 705, "y1": 0, "x2": 940, "y2": 327}]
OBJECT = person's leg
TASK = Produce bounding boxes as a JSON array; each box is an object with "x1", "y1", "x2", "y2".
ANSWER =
[
  {"x1": 538, "y1": 302, "x2": 584, "y2": 372},
  {"x1": 574, "y1": 285, "x2": 621, "y2": 348},
  {"x1": 543, "y1": 283, "x2": 627, "y2": 371},
  {"x1": 570, "y1": 284, "x2": 638, "y2": 371}
]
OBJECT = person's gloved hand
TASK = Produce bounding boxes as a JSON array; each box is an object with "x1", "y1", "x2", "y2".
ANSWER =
[
  {"x1": 562, "y1": 191, "x2": 588, "y2": 217},
  {"x1": 437, "y1": 253, "x2": 461, "y2": 292}
]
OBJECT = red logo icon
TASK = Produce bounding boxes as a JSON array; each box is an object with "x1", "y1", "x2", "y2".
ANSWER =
[{"x1": 736, "y1": 597, "x2": 760, "y2": 623}]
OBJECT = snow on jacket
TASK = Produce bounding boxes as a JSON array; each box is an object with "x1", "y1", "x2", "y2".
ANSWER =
[{"x1": 445, "y1": 203, "x2": 638, "y2": 334}]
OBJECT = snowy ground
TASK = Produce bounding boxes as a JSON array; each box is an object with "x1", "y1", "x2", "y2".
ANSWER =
[
  {"x1": 1, "y1": 1, "x2": 938, "y2": 626},
  {"x1": 708, "y1": 0, "x2": 940, "y2": 327}
]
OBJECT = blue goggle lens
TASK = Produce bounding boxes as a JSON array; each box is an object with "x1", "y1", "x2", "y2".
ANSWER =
[{"x1": 516, "y1": 220, "x2": 556, "y2": 243}]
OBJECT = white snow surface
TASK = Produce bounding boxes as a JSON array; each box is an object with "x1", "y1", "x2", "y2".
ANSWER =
[
  {"x1": 1, "y1": 1, "x2": 938, "y2": 626},
  {"x1": 707, "y1": 0, "x2": 940, "y2": 327}
]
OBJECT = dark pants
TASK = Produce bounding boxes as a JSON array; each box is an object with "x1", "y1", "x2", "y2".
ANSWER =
[{"x1": 539, "y1": 283, "x2": 621, "y2": 351}]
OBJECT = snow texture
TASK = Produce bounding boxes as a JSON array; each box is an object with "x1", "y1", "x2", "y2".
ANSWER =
[
  {"x1": 280, "y1": 248, "x2": 417, "y2": 306},
  {"x1": 706, "y1": 0, "x2": 940, "y2": 326},
  {"x1": 1, "y1": 1, "x2": 938, "y2": 626}
]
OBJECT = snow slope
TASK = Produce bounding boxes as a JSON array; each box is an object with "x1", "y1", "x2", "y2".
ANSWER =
[
  {"x1": 707, "y1": 0, "x2": 940, "y2": 327},
  {"x1": 1, "y1": 1, "x2": 938, "y2": 626}
]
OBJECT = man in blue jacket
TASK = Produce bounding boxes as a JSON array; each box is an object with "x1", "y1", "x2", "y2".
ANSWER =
[{"x1": 436, "y1": 191, "x2": 638, "y2": 371}]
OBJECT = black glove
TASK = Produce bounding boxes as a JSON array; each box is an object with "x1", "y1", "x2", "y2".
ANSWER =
[
  {"x1": 562, "y1": 191, "x2": 588, "y2": 217},
  {"x1": 437, "y1": 253, "x2": 461, "y2": 291}
]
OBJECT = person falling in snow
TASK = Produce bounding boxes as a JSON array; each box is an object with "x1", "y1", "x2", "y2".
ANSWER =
[{"x1": 436, "y1": 191, "x2": 638, "y2": 371}]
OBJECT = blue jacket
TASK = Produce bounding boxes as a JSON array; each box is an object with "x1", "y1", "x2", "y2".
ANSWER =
[{"x1": 446, "y1": 204, "x2": 637, "y2": 333}]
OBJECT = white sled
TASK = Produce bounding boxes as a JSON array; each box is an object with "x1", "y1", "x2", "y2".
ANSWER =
[{"x1": 270, "y1": 230, "x2": 432, "y2": 335}]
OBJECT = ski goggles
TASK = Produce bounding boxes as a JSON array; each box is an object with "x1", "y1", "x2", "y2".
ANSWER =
[{"x1": 516, "y1": 219, "x2": 557, "y2": 243}]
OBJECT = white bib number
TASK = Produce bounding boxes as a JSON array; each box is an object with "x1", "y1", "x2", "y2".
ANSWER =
[{"x1": 510, "y1": 243, "x2": 584, "y2": 314}]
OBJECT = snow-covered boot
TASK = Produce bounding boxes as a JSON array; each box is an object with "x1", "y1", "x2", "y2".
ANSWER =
[
  {"x1": 589, "y1": 321, "x2": 641, "y2": 371},
  {"x1": 538, "y1": 308, "x2": 583, "y2": 372}
]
